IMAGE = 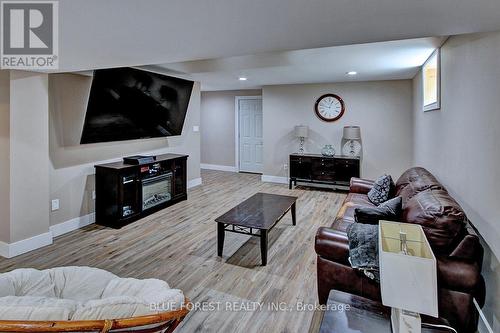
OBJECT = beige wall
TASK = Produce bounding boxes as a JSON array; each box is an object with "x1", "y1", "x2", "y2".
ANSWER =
[
  {"x1": 413, "y1": 32, "x2": 500, "y2": 330},
  {"x1": 262, "y1": 81, "x2": 413, "y2": 180},
  {"x1": 201, "y1": 90, "x2": 261, "y2": 167},
  {"x1": 413, "y1": 31, "x2": 500, "y2": 258},
  {"x1": 49, "y1": 73, "x2": 201, "y2": 226},
  {"x1": 9, "y1": 71, "x2": 50, "y2": 242},
  {"x1": 0, "y1": 71, "x2": 10, "y2": 243}
]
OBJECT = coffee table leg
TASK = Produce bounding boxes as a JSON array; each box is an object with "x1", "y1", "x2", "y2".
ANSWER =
[
  {"x1": 260, "y1": 230, "x2": 268, "y2": 266},
  {"x1": 291, "y1": 202, "x2": 296, "y2": 226},
  {"x1": 217, "y1": 223, "x2": 225, "y2": 256}
]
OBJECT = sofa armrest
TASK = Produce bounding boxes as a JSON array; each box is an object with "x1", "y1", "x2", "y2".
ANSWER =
[
  {"x1": 349, "y1": 177, "x2": 375, "y2": 194},
  {"x1": 450, "y1": 234, "x2": 484, "y2": 266},
  {"x1": 437, "y1": 257, "x2": 484, "y2": 298},
  {"x1": 315, "y1": 227, "x2": 350, "y2": 265}
]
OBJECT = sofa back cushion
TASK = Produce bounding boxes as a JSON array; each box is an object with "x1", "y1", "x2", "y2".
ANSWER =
[
  {"x1": 396, "y1": 167, "x2": 445, "y2": 204},
  {"x1": 403, "y1": 189, "x2": 467, "y2": 254}
]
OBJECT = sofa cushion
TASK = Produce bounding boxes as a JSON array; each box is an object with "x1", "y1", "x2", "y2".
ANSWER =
[
  {"x1": 0, "y1": 296, "x2": 79, "y2": 320},
  {"x1": 396, "y1": 167, "x2": 445, "y2": 204},
  {"x1": 367, "y1": 174, "x2": 394, "y2": 205},
  {"x1": 403, "y1": 189, "x2": 467, "y2": 254},
  {"x1": 332, "y1": 193, "x2": 376, "y2": 231}
]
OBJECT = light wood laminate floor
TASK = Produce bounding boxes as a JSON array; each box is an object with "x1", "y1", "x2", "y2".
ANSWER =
[{"x1": 0, "y1": 170, "x2": 346, "y2": 333}]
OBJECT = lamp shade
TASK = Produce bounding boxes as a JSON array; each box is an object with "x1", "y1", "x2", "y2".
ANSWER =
[
  {"x1": 342, "y1": 126, "x2": 361, "y2": 140},
  {"x1": 379, "y1": 221, "x2": 438, "y2": 318},
  {"x1": 295, "y1": 125, "x2": 309, "y2": 138}
]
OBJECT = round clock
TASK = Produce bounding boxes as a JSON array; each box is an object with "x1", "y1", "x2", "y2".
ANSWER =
[{"x1": 314, "y1": 94, "x2": 345, "y2": 122}]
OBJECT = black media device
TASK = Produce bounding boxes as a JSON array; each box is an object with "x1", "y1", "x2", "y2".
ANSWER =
[{"x1": 123, "y1": 155, "x2": 157, "y2": 165}]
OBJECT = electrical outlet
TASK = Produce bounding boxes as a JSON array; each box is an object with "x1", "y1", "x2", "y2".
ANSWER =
[
  {"x1": 92, "y1": 190, "x2": 96, "y2": 200},
  {"x1": 283, "y1": 163, "x2": 288, "y2": 170},
  {"x1": 193, "y1": 125, "x2": 200, "y2": 132},
  {"x1": 51, "y1": 199, "x2": 60, "y2": 211}
]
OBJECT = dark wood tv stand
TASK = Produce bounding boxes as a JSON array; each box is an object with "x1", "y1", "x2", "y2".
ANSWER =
[
  {"x1": 289, "y1": 153, "x2": 360, "y2": 190},
  {"x1": 95, "y1": 154, "x2": 188, "y2": 228}
]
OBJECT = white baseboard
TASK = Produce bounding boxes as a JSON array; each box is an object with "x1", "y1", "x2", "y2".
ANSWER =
[
  {"x1": 200, "y1": 163, "x2": 237, "y2": 172},
  {"x1": 188, "y1": 177, "x2": 202, "y2": 189},
  {"x1": 50, "y1": 213, "x2": 95, "y2": 238},
  {"x1": 261, "y1": 175, "x2": 288, "y2": 184},
  {"x1": 0, "y1": 232, "x2": 53, "y2": 258},
  {"x1": 475, "y1": 299, "x2": 495, "y2": 333}
]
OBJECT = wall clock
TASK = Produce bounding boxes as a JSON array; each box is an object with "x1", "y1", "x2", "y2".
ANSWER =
[{"x1": 314, "y1": 94, "x2": 345, "y2": 122}]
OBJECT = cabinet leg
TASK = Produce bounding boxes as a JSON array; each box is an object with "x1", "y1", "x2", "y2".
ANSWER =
[
  {"x1": 289, "y1": 179, "x2": 293, "y2": 190},
  {"x1": 217, "y1": 223, "x2": 225, "y2": 256}
]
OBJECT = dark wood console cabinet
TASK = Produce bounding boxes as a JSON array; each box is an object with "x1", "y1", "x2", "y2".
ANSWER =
[
  {"x1": 289, "y1": 153, "x2": 360, "y2": 190},
  {"x1": 95, "y1": 154, "x2": 188, "y2": 228}
]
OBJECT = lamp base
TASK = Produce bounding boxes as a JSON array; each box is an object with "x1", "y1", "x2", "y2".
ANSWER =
[{"x1": 391, "y1": 308, "x2": 421, "y2": 333}]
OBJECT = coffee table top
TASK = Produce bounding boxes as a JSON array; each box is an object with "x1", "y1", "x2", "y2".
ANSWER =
[
  {"x1": 215, "y1": 193, "x2": 297, "y2": 229},
  {"x1": 320, "y1": 290, "x2": 454, "y2": 333}
]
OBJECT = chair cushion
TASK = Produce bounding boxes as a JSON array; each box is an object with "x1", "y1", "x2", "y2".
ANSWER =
[
  {"x1": 48, "y1": 266, "x2": 117, "y2": 301},
  {"x1": 0, "y1": 266, "x2": 185, "y2": 322},
  {"x1": 2, "y1": 268, "x2": 56, "y2": 297},
  {"x1": 0, "y1": 296, "x2": 79, "y2": 320}
]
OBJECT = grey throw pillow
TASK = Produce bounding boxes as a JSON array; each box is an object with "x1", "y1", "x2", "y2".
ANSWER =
[
  {"x1": 368, "y1": 174, "x2": 394, "y2": 205},
  {"x1": 354, "y1": 196, "x2": 402, "y2": 224}
]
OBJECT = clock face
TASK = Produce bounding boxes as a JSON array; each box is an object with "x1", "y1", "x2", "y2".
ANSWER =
[
  {"x1": 342, "y1": 140, "x2": 362, "y2": 157},
  {"x1": 315, "y1": 94, "x2": 345, "y2": 122}
]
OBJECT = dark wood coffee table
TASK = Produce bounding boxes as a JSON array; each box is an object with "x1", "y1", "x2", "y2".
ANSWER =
[{"x1": 215, "y1": 192, "x2": 298, "y2": 265}]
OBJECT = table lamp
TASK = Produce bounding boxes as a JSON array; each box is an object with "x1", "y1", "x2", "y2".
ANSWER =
[
  {"x1": 295, "y1": 125, "x2": 309, "y2": 154},
  {"x1": 379, "y1": 221, "x2": 439, "y2": 333},
  {"x1": 341, "y1": 126, "x2": 362, "y2": 157}
]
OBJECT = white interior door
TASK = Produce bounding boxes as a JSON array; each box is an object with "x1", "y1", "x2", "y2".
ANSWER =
[{"x1": 238, "y1": 98, "x2": 263, "y2": 173}]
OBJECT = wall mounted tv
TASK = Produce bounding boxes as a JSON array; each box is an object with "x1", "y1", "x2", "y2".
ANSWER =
[{"x1": 80, "y1": 67, "x2": 194, "y2": 144}]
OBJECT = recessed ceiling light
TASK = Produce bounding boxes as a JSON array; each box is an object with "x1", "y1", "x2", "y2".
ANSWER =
[
  {"x1": 238, "y1": 77, "x2": 248, "y2": 81},
  {"x1": 346, "y1": 71, "x2": 358, "y2": 76}
]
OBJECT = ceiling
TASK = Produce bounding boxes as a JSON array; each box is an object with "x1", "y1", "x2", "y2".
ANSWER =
[
  {"x1": 151, "y1": 37, "x2": 447, "y2": 90},
  {"x1": 57, "y1": 0, "x2": 500, "y2": 72}
]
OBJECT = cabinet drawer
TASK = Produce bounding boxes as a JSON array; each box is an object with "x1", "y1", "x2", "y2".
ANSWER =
[
  {"x1": 334, "y1": 159, "x2": 358, "y2": 166},
  {"x1": 312, "y1": 170, "x2": 335, "y2": 181},
  {"x1": 313, "y1": 159, "x2": 335, "y2": 169}
]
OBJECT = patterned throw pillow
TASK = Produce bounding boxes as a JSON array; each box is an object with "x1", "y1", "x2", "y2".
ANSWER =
[{"x1": 367, "y1": 174, "x2": 393, "y2": 205}]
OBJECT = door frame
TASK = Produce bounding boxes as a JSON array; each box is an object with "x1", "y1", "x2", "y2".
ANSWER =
[{"x1": 234, "y1": 96, "x2": 263, "y2": 172}]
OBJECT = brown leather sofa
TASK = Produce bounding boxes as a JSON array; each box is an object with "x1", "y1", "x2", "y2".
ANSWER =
[{"x1": 315, "y1": 167, "x2": 486, "y2": 333}]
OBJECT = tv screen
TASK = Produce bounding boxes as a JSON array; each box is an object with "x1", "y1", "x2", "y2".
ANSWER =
[{"x1": 80, "y1": 67, "x2": 194, "y2": 144}]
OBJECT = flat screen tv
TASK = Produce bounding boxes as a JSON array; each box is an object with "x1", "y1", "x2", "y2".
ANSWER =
[{"x1": 80, "y1": 67, "x2": 194, "y2": 144}]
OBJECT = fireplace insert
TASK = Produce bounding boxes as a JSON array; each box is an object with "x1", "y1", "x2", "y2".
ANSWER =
[{"x1": 142, "y1": 173, "x2": 172, "y2": 211}]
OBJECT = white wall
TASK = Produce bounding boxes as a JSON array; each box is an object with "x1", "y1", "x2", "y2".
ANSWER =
[
  {"x1": 201, "y1": 90, "x2": 261, "y2": 167},
  {"x1": 412, "y1": 31, "x2": 500, "y2": 332},
  {"x1": 0, "y1": 71, "x2": 10, "y2": 243},
  {"x1": 49, "y1": 73, "x2": 201, "y2": 227},
  {"x1": 9, "y1": 71, "x2": 50, "y2": 243},
  {"x1": 262, "y1": 81, "x2": 413, "y2": 180}
]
